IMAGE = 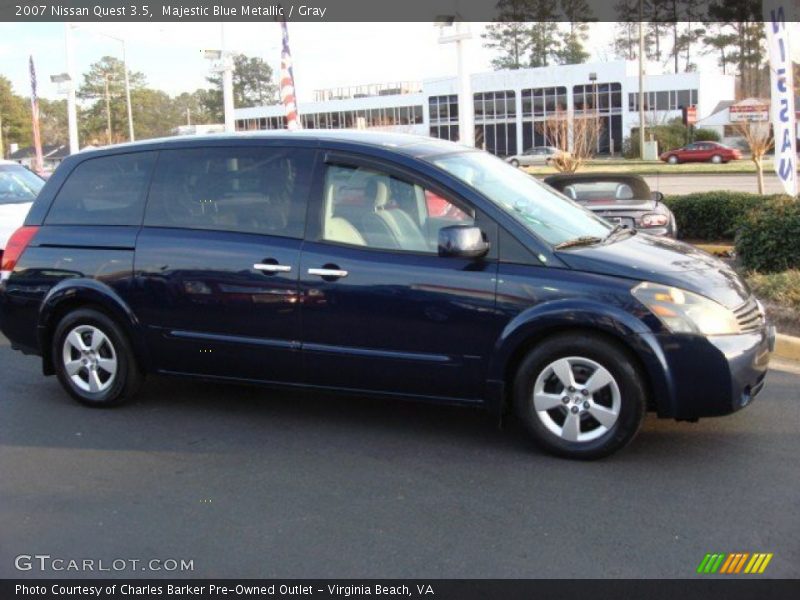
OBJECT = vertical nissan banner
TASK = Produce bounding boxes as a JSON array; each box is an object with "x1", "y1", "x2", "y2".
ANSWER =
[{"x1": 765, "y1": 0, "x2": 798, "y2": 197}]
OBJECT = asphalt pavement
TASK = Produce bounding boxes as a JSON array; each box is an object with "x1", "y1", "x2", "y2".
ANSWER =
[{"x1": 1, "y1": 333, "x2": 798, "y2": 579}]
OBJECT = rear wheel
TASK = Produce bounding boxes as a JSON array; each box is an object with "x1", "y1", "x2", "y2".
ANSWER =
[
  {"x1": 667, "y1": 155, "x2": 679, "y2": 164},
  {"x1": 711, "y1": 154, "x2": 723, "y2": 164},
  {"x1": 513, "y1": 333, "x2": 647, "y2": 459},
  {"x1": 510, "y1": 159, "x2": 520, "y2": 168},
  {"x1": 53, "y1": 308, "x2": 142, "y2": 407}
]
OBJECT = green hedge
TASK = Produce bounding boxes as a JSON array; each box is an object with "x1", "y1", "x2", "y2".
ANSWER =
[
  {"x1": 662, "y1": 192, "x2": 767, "y2": 241},
  {"x1": 693, "y1": 128, "x2": 721, "y2": 142},
  {"x1": 662, "y1": 191, "x2": 800, "y2": 272},
  {"x1": 736, "y1": 197, "x2": 800, "y2": 272}
]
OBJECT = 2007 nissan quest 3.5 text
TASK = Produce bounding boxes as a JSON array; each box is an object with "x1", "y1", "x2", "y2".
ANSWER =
[{"x1": 0, "y1": 132, "x2": 776, "y2": 459}]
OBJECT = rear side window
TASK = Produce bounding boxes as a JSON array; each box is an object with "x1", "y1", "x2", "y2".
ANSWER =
[
  {"x1": 144, "y1": 147, "x2": 315, "y2": 239},
  {"x1": 46, "y1": 152, "x2": 156, "y2": 225}
]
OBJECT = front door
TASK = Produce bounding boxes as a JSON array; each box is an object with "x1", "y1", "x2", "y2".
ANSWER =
[
  {"x1": 132, "y1": 144, "x2": 317, "y2": 384},
  {"x1": 298, "y1": 157, "x2": 500, "y2": 402}
]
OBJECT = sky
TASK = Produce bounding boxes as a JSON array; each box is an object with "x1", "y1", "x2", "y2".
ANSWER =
[{"x1": 0, "y1": 21, "x2": 726, "y2": 104}]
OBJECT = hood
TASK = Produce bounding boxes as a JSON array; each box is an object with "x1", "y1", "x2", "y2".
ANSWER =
[
  {"x1": 0, "y1": 202, "x2": 32, "y2": 249},
  {"x1": 557, "y1": 233, "x2": 750, "y2": 309}
]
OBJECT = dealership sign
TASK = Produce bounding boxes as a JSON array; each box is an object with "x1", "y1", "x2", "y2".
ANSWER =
[
  {"x1": 729, "y1": 103, "x2": 770, "y2": 123},
  {"x1": 765, "y1": 0, "x2": 797, "y2": 196}
]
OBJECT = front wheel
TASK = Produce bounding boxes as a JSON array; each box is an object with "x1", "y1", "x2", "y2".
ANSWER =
[
  {"x1": 711, "y1": 154, "x2": 723, "y2": 164},
  {"x1": 667, "y1": 155, "x2": 679, "y2": 164},
  {"x1": 510, "y1": 159, "x2": 520, "y2": 168},
  {"x1": 53, "y1": 308, "x2": 142, "y2": 407},
  {"x1": 513, "y1": 333, "x2": 647, "y2": 459}
]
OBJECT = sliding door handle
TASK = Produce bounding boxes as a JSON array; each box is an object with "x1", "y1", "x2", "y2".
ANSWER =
[
  {"x1": 308, "y1": 267, "x2": 349, "y2": 279},
  {"x1": 254, "y1": 263, "x2": 292, "y2": 273}
]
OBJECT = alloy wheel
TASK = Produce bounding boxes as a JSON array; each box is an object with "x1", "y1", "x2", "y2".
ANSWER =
[
  {"x1": 62, "y1": 324, "x2": 118, "y2": 393},
  {"x1": 532, "y1": 356, "x2": 621, "y2": 443}
]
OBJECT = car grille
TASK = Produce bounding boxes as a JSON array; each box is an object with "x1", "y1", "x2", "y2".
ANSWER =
[{"x1": 734, "y1": 297, "x2": 766, "y2": 333}]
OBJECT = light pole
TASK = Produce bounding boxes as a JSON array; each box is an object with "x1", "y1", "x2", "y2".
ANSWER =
[
  {"x1": 437, "y1": 17, "x2": 475, "y2": 148},
  {"x1": 221, "y1": 23, "x2": 235, "y2": 133},
  {"x1": 63, "y1": 23, "x2": 79, "y2": 154},
  {"x1": 589, "y1": 71, "x2": 599, "y2": 154},
  {"x1": 50, "y1": 72, "x2": 76, "y2": 149},
  {"x1": 95, "y1": 31, "x2": 134, "y2": 142},
  {"x1": 70, "y1": 25, "x2": 135, "y2": 142},
  {"x1": 638, "y1": 0, "x2": 646, "y2": 159},
  {"x1": 203, "y1": 24, "x2": 236, "y2": 133}
]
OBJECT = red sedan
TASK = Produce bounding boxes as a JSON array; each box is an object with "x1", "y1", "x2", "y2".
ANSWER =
[{"x1": 660, "y1": 142, "x2": 742, "y2": 164}]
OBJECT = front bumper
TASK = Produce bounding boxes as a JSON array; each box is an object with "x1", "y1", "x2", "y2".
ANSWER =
[{"x1": 648, "y1": 325, "x2": 774, "y2": 419}]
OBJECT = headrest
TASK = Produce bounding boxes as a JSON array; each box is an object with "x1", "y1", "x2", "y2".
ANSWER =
[
  {"x1": 365, "y1": 177, "x2": 390, "y2": 209},
  {"x1": 616, "y1": 184, "x2": 634, "y2": 200}
]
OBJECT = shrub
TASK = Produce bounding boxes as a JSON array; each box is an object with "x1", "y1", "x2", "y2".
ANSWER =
[
  {"x1": 736, "y1": 197, "x2": 800, "y2": 272},
  {"x1": 693, "y1": 128, "x2": 721, "y2": 142},
  {"x1": 627, "y1": 119, "x2": 690, "y2": 157},
  {"x1": 745, "y1": 270, "x2": 800, "y2": 310},
  {"x1": 662, "y1": 192, "x2": 767, "y2": 241}
]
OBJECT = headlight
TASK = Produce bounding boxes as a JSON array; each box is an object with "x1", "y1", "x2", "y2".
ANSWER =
[
  {"x1": 631, "y1": 282, "x2": 741, "y2": 335},
  {"x1": 639, "y1": 213, "x2": 669, "y2": 227}
]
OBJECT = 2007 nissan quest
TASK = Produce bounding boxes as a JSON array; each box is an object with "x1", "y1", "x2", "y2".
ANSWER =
[{"x1": 0, "y1": 132, "x2": 776, "y2": 458}]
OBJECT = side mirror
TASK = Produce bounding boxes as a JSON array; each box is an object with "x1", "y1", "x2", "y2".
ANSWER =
[
  {"x1": 438, "y1": 225, "x2": 490, "y2": 259},
  {"x1": 651, "y1": 191, "x2": 664, "y2": 204}
]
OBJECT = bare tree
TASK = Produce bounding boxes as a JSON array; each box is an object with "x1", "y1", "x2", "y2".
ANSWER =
[
  {"x1": 735, "y1": 120, "x2": 773, "y2": 195},
  {"x1": 536, "y1": 107, "x2": 603, "y2": 172}
]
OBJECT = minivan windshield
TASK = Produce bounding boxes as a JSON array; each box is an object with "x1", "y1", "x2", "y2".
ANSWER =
[
  {"x1": 0, "y1": 165, "x2": 45, "y2": 204},
  {"x1": 431, "y1": 151, "x2": 611, "y2": 246}
]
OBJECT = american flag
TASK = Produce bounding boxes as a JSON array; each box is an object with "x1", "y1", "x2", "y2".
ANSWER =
[
  {"x1": 29, "y1": 56, "x2": 44, "y2": 174},
  {"x1": 280, "y1": 20, "x2": 301, "y2": 130}
]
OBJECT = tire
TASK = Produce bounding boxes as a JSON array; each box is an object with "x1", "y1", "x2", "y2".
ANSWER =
[
  {"x1": 667, "y1": 155, "x2": 679, "y2": 164},
  {"x1": 52, "y1": 308, "x2": 142, "y2": 407},
  {"x1": 513, "y1": 332, "x2": 647, "y2": 459},
  {"x1": 711, "y1": 154, "x2": 722, "y2": 164},
  {"x1": 510, "y1": 159, "x2": 520, "y2": 168}
]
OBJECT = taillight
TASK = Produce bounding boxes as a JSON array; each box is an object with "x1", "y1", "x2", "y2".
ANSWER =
[
  {"x1": 1, "y1": 226, "x2": 39, "y2": 282},
  {"x1": 639, "y1": 213, "x2": 669, "y2": 228}
]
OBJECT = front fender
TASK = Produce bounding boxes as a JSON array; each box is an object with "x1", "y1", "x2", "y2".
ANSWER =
[
  {"x1": 487, "y1": 299, "x2": 675, "y2": 415},
  {"x1": 37, "y1": 278, "x2": 147, "y2": 374}
]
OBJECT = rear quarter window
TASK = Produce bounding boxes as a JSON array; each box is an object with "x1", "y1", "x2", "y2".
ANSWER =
[
  {"x1": 45, "y1": 152, "x2": 157, "y2": 226},
  {"x1": 143, "y1": 146, "x2": 315, "y2": 239}
]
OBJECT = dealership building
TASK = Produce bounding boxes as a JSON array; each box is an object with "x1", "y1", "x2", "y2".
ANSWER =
[{"x1": 234, "y1": 60, "x2": 734, "y2": 157}]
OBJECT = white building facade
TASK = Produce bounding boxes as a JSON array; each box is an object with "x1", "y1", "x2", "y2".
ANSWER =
[{"x1": 234, "y1": 60, "x2": 735, "y2": 157}]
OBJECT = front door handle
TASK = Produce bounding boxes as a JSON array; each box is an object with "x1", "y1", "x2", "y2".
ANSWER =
[
  {"x1": 254, "y1": 263, "x2": 292, "y2": 273},
  {"x1": 308, "y1": 267, "x2": 349, "y2": 279}
]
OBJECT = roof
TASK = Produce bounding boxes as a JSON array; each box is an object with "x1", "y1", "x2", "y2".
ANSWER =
[
  {"x1": 544, "y1": 173, "x2": 651, "y2": 197},
  {"x1": 8, "y1": 144, "x2": 70, "y2": 160},
  {"x1": 544, "y1": 172, "x2": 648, "y2": 186},
  {"x1": 73, "y1": 130, "x2": 474, "y2": 160},
  {"x1": 707, "y1": 100, "x2": 734, "y2": 118}
]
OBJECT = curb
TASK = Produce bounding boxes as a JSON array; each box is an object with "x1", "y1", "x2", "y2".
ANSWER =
[{"x1": 775, "y1": 333, "x2": 800, "y2": 362}]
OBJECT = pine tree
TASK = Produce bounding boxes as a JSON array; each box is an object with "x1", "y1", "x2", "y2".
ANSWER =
[
  {"x1": 528, "y1": 0, "x2": 560, "y2": 67},
  {"x1": 481, "y1": 0, "x2": 534, "y2": 70},
  {"x1": 557, "y1": 0, "x2": 592, "y2": 65}
]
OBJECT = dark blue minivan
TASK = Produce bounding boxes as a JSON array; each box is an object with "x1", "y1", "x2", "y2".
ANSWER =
[{"x1": 0, "y1": 132, "x2": 775, "y2": 458}]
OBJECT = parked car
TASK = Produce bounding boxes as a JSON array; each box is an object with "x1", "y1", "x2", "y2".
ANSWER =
[
  {"x1": 660, "y1": 142, "x2": 742, "y2": 164},
  {"x1": 506, "y1": 146, "x2": 564, "y2": 168},
  {"x1": 0, "y1": 132, "x2": 774, "y2": 459},
  {"x1": 0, "y1": 160, "x2": 45, "y2": 266},
  {"x1": 543, "y1": 173, "x2": 677, "y2": 238}
]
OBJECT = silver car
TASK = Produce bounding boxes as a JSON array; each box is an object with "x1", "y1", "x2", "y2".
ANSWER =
[{"x1": 506, "y1": 146, "x2": 563, "y2": 168}]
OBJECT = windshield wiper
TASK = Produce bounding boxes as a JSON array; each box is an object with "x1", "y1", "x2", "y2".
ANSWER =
[
  {"x1": 603, "y1": 223, "x2": 636, "y2": 243},
  {"x1": 554, "y1": 235, "x2": 604, "y2": 250}
]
